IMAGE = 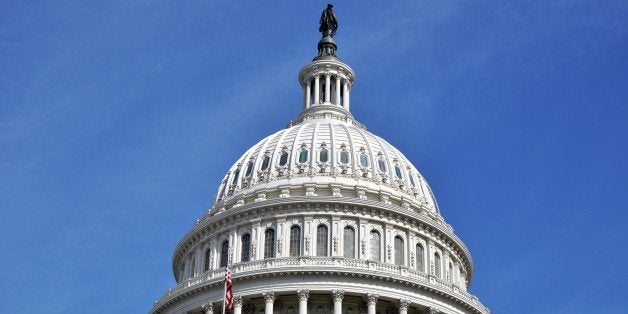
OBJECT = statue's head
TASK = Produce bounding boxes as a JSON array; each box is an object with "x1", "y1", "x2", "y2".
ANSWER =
[{"x1": 327, "y1": 4, "x2": 333, "y2": 9}]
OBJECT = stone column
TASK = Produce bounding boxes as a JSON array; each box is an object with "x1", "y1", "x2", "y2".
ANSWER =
[
  {"x1": 202, "y1": 303, "x2": 213, "y2": 314},
  {"x1": 332, "y1": 290, "x2": 344, "y2": 314},
  {"x1": 428, "y1": 307, "x2": 439, "y2": 314},
  {"x1": 263, "y1": 291, "x2": 275, "y2": 313},
  {"x1": 314, "y1": 76, "x2": 320, "y2": 105},
  {"x1": 297, "y1": 289, "x2": 309, "y2": 314},
  {"x1": 233, "y1": 296, "x2": 243, "y2": 314},
  {"x1": 342, "y1": 81, "x2": 349, "y2": 111},
  {"x1": 366, "y1": 293, "x2": 378, "y2": 314},
  {"x1": 325, "y1": 74, "x2": 331, "y2": 103},
  {"x1": 304, "y1": 79, "x2": 310, "y2": 109},
  {"x1": 398, "y1": 299, "x2": 409, "y2": 314},
  {"x1": 335, "y1": 76, "x2": 341, "y2": 105}
]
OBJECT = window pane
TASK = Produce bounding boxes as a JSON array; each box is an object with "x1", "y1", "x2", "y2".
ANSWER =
[
  {"x1": 220, "y1": 241, "x2": 229, "y2": 268},
  {"x1": 378, "y1": 159, "x2": 386, "y2": 172},
  {"x1": 343, "y1": 227, "x2": 355, "y2": 258},
  {"x1": 232, "y1": 169, "x2": 240, "y2": 183},
  {"x1": 279, "y1": 152, "x2": 289, "y2": 166},
  {"x1": 435, "y1": 253, "x2": 441, "y2": 278},
  {"x1": 394, "y1": 236, "x2": 404, "y2": 265},
  {"x1": 320, "y1": 149, "x2": 328, "y2": 162},
  {"x1": 395, "y1": 166, "x2": 402, "y2": 179},
  {"x1": 340, "y1": 151, "x2": 349, "y2": 164},
  {"x1": 241, "y1": 234, "x2": 251, "y2": 262},
  {"x1": 299, "y1": 149, "x2": 309, "y2": 163},
  {"x1": 360, "y1": 153, "x2": 369, "y2": 167},
  {"x1": 416, "y1": 244, "x2": 424, "y2": 272},
  {"x1": 370, "y1": 231, "x2": 380, "y2": 261},
  {"x1": 261, "y1": 155, "x2": 270, "y2": 170},
  {"x1": 289, "y1": 226, "x2": 301, "y2": 256},
  {"x1": 316, "y1": 225, "x2": 328, "y2": 256},
  {"x1": 264, "y1": 229, "x2": 275, "y2": 258},
  {"x1": 245, "y1": 161, "x2": 254, "y2": 177},
  {"x1": 409, "y1": 173, "x2": 416, "y2": 187},
  {"x1": 204, "y1": 249, "x2": 211, "y2": 271}
]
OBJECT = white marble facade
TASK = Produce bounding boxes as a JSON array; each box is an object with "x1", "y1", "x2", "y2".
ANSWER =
[{"x1": 150, "y1": 14, "x2": 488, "y2": 314}]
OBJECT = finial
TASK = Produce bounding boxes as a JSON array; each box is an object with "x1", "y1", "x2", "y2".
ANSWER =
[
  {"x1": 319, "y1": 4, "x2": 338, "y2": 38},
  {"x1": 314, "y1": 4, "x2": 340, "y2": 61}
]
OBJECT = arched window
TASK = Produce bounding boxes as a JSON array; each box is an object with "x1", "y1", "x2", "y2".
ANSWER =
[
  {"x1": 359, "y1": 153, "x2": 369, "y2": 167},
  {"x1": 299, "y1": 148, "x2": 309, "y2": 163},
  {"x1": 241, "y1": 233, "x2": 251, "y2": 262},
  {"x1": 416, "y1": 244, "x2": 424, "y2": 272},
  {"x1": 319, "y1": 148, "x2": 329, "y2": 163},
  {"x1": 409, "y1": 173, "x2": 416, "y2": 187},
  {"x1": 340, "y1": 150, "x2": 350, "y2": 164},
  {"x1": 434, "y1": 252, "x2": 442, "y2": 278},
  {"x1": 289, "y1": 225, "x2": 301, "y2": 256},
  {"x1": 378, "y1": 159, "x2": 386, "y2": 173},
  {"x1": 316, "y1": 225, "x2": 328, "y2": 256},
  {"x1": 220, "y1": 240, "x2": 229, "y2": 268},
  {"x1": 394, "y1": 165, "x2": 403, "y2": 179},
  {"x1": 204, "y1": 248, "x2": 212, "y2": 271},
  {"x1": 394, "y1": 236, "x2": 404, "y2": 265},
  {"x1": 370, "y1": 230, "x2": 381, "y2": 261},
  {"x1": 264, "y1": 228, "x2": 275, "y2": 258},
  {"x1": 343, "y1": 226, "x2": 355, "y2": 258},
  {"x1": 190, "y1": 256, "x2": 196, "y2": 277},
  {"x1": 279, "y1": 151, "x2": 289, "y2": 166},
  {"x1": 261, "y1": 155, "x2": 270, "y2": 171},
  {"x1": 244, "y1": 161, "x2": 254, "y2": 177},
  {"x1": 449, "y1": 262, "x2": 454, "y2": 282},
  {"x1": 232, "y1": 168, "x2": 240, "y2": 184}
]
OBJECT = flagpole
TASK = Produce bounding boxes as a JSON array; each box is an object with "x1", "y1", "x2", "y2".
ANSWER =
[{"x1": 222, "y1": 265, "x2": 227, "y2": 314}]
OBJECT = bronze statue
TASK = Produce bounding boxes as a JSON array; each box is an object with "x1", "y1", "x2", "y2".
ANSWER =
[{"x1": 319, "y1": 4, "x2": 338, "y2": 37}]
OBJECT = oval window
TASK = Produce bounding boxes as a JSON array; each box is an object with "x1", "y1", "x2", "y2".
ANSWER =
[
  {"x1": 261, "y1": 155, "x2": 270, "y2": 171},
  {"x1": 320, "y1": 149, "x2": 329, "y2": 163},
  {"x1": 245, "y1": 161, "x2": 254, "y2": 177},
  {"x1": 359, "y1": 153, "x2": 369, "y2": 167},
  {"x1": 394, "y1": 165, "x2": 403, "y2": 179},
  {"x1": 299, "y1": 149, "x2": 309, "y2": 163},
  {"x1": 378, "y1": 159, "x2": 386, "y2": 172},
  {"x1": 279, "y1": 152, "x2": 289, "y2": 166},
  {"x1": 340, "y1": 151, "x2": 349, "y2": 164}
]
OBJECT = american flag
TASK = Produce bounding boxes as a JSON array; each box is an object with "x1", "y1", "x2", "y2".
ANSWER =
[{"x1": 224, "y1": 266, "x2": 234, "y2": 310}]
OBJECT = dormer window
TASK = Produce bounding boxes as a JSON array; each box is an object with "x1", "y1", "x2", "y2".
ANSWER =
[
  {"x1": 279, "y1": 151, "x2": 289, "y2": 166},
  {"x1": 378, "y1": 159, "x2": 387, "y2": 173},
  {"x1": 298, "y1": 147, "x2": 309, "y2": 163},
  {"x1": 244, "y1": 161, "x2": 254, "y2": 177},
  {"x1": 359, "y1": 153, "x2": 369, "y2": 168},
  {"x1": 319, "y1": 148, "x2": 329, "y2": 162},
  {"x1": 261, "y1": 155, "x2": 270, "y2": 171},
  {"x1": 394, "y1": 165, "x2": 403, "y2": 180}
]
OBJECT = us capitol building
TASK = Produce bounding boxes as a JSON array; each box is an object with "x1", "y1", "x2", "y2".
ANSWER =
[{"x1": 150, "y1": 5, "x2": 489, "y2": 314}]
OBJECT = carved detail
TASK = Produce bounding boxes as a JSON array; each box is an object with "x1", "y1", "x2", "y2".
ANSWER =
[
  {"x1": 366, "y1": 293, "x2": 379, "y2": 304},
  {"x1": 332, "y1": 289, "x2": 345, "y2": 302},
  {"x1": 297, "y1": 289, "x2": 310, "y2": 301},
  {"x1": 263, "y1": 291, "x2": 276, "y2": 303}
]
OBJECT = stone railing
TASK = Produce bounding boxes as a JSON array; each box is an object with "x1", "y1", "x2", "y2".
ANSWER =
[{"x1": 151, "y1": 257, "x2": 489, "y2": 313}]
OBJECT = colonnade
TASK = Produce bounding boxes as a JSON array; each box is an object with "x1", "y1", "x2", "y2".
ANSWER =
[
  {"x1": 303, "y1": 73, "x2": 350, "y2": 111},
  {"x1": 201, "y1": 290, "x2": 420, "y2": 314}
]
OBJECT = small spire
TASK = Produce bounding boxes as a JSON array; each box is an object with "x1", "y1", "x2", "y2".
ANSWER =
[{"x1": 314, "y1": 4, "x2": 340, "y2": 61}]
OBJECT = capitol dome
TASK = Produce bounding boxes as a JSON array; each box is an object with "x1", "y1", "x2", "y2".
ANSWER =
[{"x1": 151, "y1": 6, "x2": 488, "y2": 314}]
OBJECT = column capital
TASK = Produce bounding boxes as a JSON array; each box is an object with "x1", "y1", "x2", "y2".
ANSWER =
[
  {"x1": 366, "y1": 293, "x2": 379, "y2": 305},
  {"x1": 398, "y1": 299, "x2": 410, "y2": 310},
  {"x1": 234, "y1": 296, "x2": 243, "y2": 306},
  {"x1": 332, "y1": 289, "x2": 345, "y2": 302},
  {"x1": 202, "y1": 302, "x2": 213, "y2": 313},
  {"x1": 297, "y1": 289, "x2": 310, "y2": 301},
  {"x1": 428, "y1": 307, "x2": 440, "y2": 314},
  {"x1": 263, "y1": 291, "x2": 276, "y2": 303}
]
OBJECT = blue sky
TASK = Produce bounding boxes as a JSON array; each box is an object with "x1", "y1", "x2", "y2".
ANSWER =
[{"x1": 1, "y1": 1, "x2": 627, "y2": 313}]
